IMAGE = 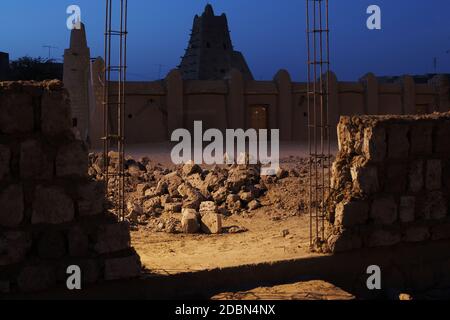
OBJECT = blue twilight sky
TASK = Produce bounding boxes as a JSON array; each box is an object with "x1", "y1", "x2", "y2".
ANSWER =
[{"x1": 0, "y1": 0, "x2": 449, "y2": 81}]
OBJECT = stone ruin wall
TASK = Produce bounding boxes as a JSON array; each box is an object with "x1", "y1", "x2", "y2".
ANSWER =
[
  {"x1": 327, "y1": 112, "x2": 450, "y2": 253},
  {"x1": 0, "y1": 81, "x2": 140, "y2": 294}
]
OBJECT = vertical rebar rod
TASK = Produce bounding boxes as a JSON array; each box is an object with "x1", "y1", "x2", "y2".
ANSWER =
[
  {"x1": 306, "y1": 0, "x2": 331, "y2": 247},
  {"x1": 118, "y1": 0, "x2": 124, "y2": 220},
  {"x1": 103, "y1": 0, "x2": 127, "y2": 221},
  {"x1": 325, "y1": 0, "x2": 330, "y2": 240},
  {"x1": 103, "y1": 0, "x2": 111, "y2": 194}
]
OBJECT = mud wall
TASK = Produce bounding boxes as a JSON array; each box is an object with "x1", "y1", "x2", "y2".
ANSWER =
[
  {"x1": 0, "y1": 81, "x2": 140, "y2": 294},
  {"x1": 88, "y1": 64, "x2": 450, "y2": 147},
  {"x1": 328, "y1": 112, "x2": 450, "y2": 253}
]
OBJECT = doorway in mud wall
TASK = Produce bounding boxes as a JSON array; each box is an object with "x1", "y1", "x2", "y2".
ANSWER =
[{"x1": 247, "y1": 104, "x2": 269, "y2": 131}]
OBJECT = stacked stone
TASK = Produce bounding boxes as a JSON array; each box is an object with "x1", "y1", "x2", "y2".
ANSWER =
[
  {"x1": 95, "y1": 153, "x2": 268, "y2": 232},
  {"x1": 0, "y1": 81, "x2": 140, "y2": 294},
  {"x1": 328, "y1": 113, "x2": 450, "y2": 253}
]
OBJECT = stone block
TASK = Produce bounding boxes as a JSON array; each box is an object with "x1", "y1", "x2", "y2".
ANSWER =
[
  {"x1": 32, "y1": 186, "x2": 75, "y2": 225},
  {"x1": 185, "y1": 173, "x2": 209, "y2": 198},
  {"x1": 178, "y1": 183, "x2": 204, "y2": 210},
  {"x1": 443, "y1": 161, "x2": 450, "y2": 192},
  {"x1": 200, "y1": 201, "x2": 217, "y2": 216},
  {"x1": 56, "y1": 141, "x2": 88, "y2": 177},
  {"x1": 385, "y1": 164, "x2": 407, "y2": 193},
  {"x1": 212, "y1": 187, "x2": 228, "y2": 203},
  {"x1": 17, "y1": 265, "x2": 56, "y2": 293},
  {"x1": 77, "y1": 181, "x2": 104, "y2": 216},
  {"x1": 351, "y1": 164, "x2": 379, "y2": 194},
  {"x1": 370, "y1": 196, "x2": 398, "y2": 225},
  {"x1": 248, "y1": 199, "x2": 261, "y2": 211},
  {"x1": 20, "y1": 139, "x2": 53, "y2": 180},
  {"x1": 426, "y1": 160, "x2": 442, "y2": 191},
  {"x1": 399, "y1": 196, "x2": 416, "y2": 223},
  {"x1": 419, "y1": 192, "x2": 448, "y2": 220},
  {"x1": 164, "y1": 202, "x2": 182, "y2": 213},
  {"x1": 0, "y1": 92, "x2": 34, "y2": 134},
  {"x1": 37, "y1": 231, "x2": 66, "y2": 259},
  {"x1": 200, "y1": 212, "x2": 223, "y2": 234},
  {"x1": 0, "y1": 144, "x2": 11, "y2": 180},
  {"x1": 367, "y1": 229, "x2": 401, "y2": 247},
  {"x1": 136, "y1": 183, "x2": 151, "y2": 196},
  {"x1": 387, "y1": 125, "x2": 409, "y2": 159},
  {"x1": 335, "y1": 200, "x2": 369, "y2": 227},
  {"x1": 363, "y1": 126, "x2": 386, "y2": 162},
  {"x1": 0, "y1": 281, "x2": 10, "y2": 294},
  {"x1": 0, "y1": 184, "x2": 24, "y2": 227},
  {"x1": 56, "y1": 259, "x2": 99, "y2": 285},
  {"x1": 0, "y1": 231, "x2": 32, "y2": 267},
  {"x1": 79, "y1": 260, "x2": 100, "y2": 284},
  {"x1": 431, "y1": 223, "x2": 450, "y2": 240},
  {"x1": 403, "y1": 226, "x2": 430, "y2": 243},
  {"x1": 182, "y1": 162, "x2": 202, "y2": 177},
  {"x1": 94, "y1": 223, "x2": 130, "y2": 254},
  {"x1": 160, "y1": 172, "x2": 183, "y2": 197},
  {"x1": 41, "y1": 90, "x2": 71, "y2": 135},
  {"x1": 181, "y1": 208, "x2": 200, "y2": 234},
  {"x1": 67, "y1": 226, "x2": 89, "y2": 257},
  {"x1": 327, "y1": 231, "x2": 362, "y2": 253},
  {"x1": 143, "y1": 197, "x2": 162, "y2": 213},
  {"x1": 409, "y1": 160, "x2": 424, "y2": 193},
  {"x1": 410, "y1": 123, "x2": 433, "y2": 156},
  {"x1": 239, "y1": 191, "x2": 255, "y2": 203},
  {"x1": 434, "y1": 121, "x2": 450, "y2": 158},
  {"x1": 337, "y1": 120, "x2": 353, "y2": 154},
  {"x1": 104, "y1": 254, "x2": 141, "y2": 281}
]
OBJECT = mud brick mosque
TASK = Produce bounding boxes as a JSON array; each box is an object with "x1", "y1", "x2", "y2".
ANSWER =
[{"x1": 62, "y1": 4, "x2": 450, "y2": 147}]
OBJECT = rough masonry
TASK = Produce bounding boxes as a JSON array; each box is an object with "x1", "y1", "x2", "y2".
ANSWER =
[
  {"x1": 0, "y1": 81, "x2": 140, "y2": 294},
  {"x1": 327, "y1": 112, "x2": 450, "y2": 253}
]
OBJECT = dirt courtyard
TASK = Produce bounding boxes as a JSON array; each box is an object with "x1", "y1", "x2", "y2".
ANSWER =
[
  {"x1": 132, "y1": 209, "x2": 321, "y2": 275},
  {"x1": 118, "y1": 142, "x2": 337, "y2": 275}
]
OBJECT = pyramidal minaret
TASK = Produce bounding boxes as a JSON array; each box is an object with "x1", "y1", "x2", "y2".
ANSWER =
[
  {"x1": 63, "y1": 23, "x2": 91, "y2": 142},
  {"x1": 179, "y1": 4, "x2": 254, "y2": 80}
]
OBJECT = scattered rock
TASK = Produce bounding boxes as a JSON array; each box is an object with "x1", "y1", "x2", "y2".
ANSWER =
[
  {"x1": 248, "y1": 200, "x2": 261, "y2": 211},
  {"x1": 239, "y1": 191, "x2": 254, "y2": 203},
  {"x1": 182, "y1": 162, "x2": 202, "y2": 177},
  {"x1": 200, "y1": 201, "x2": 217, "y2": 217},
  {"x1": 178, "y1": 183, "x2": 205, "y2": 210},
  {"x1": 276, "y1": 168, "x2": 289, "y2": 179},
  {"x1": 226, "y1": 226, "x2": 249, "y2": 234},
  {"x1": 164, "y1": 202, "x2": 182, "y2": 213},
  {"x1": 181, "y1": 209, "x2": 200, "y2": 234},
  {"x1": 200, "y1": 212, "x2": 222, "y2": 234},
  {"x1": 143, "y1": 197, "x2": 162, "y2": 214},
  {"x1": 399, "y1": 293, "x2": 413, "y2": 301}
]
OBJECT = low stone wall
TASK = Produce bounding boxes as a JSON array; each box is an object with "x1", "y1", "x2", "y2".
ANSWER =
[
  {"x1": 327, "y1": 112, "x2": 450, "y2": 253},
  {"x1": 0, "y1": 81, "x2": 140, "y2": 294}
]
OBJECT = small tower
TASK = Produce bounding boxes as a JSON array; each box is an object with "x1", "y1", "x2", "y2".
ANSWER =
[
  {"x1": 63, "y1": 23, "x2": 91, "y2": 142},
  {"x1": 179, "y1": 4, "x2": 254, "y2": 80}
]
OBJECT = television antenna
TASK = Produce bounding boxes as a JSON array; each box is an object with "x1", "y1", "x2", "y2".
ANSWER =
[{"x1": 42, "y1": 45, "x2": 58, "y2": 60}]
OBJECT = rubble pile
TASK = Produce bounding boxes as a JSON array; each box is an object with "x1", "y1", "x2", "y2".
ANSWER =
[
  {"x1": 88, "y1": 152, "x2": 321, "y2": 234},
  {"x1": 89, "y1": 154, "x2": 278, "y2": 234}
]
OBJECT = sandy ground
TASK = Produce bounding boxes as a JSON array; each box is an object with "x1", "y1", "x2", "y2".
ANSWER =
[
  {"x1": 211, "y1": 280, "x2": 355, "y2": 300},
  {"x1": 132, "y1": 210, "x2": 322, "y2": 275},
  {"x1": 121, "y1": 142, "x2": 333, "y2": 275},
  {"x1": 117, "y1": 142, "x2": 344, "y2": 298}
]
